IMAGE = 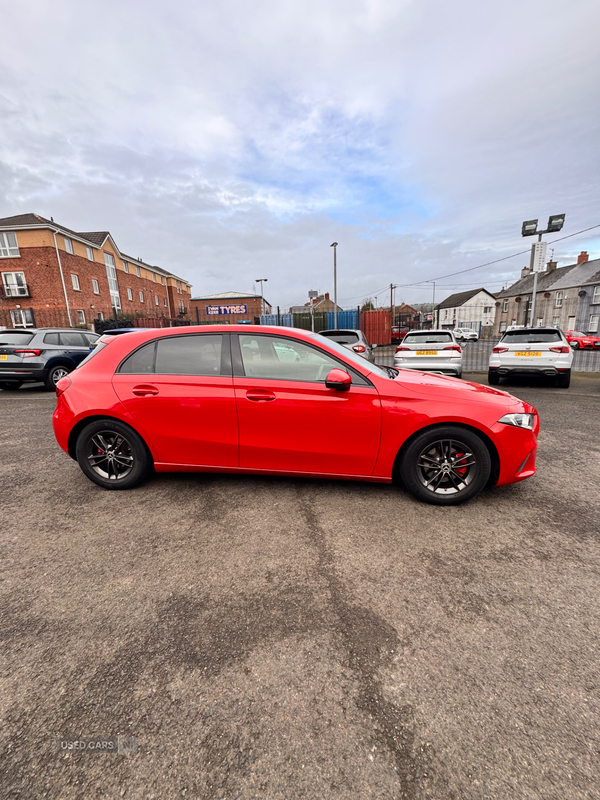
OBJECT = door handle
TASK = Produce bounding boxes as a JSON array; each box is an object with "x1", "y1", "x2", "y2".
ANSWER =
[
  {"x1": 246, "y1": 390, "x2": 275, "y2": 402},
  {"x1": 132, "y1": 384, "x2": 159, "y2": 396}
]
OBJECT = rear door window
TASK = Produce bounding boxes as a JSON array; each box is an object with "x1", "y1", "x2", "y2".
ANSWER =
[
  {"x1": 59, "y1": 332, "x2": 87, "y2": 347},
  {"x1": 155, "y1": 335, "x2": 223, "y2": 375},
  {"x1": 119, "y1": 342, "x2": 157, "y2": 374}
]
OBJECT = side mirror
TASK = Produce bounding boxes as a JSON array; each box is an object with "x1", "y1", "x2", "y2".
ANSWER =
[
  {"x1": 325, "y1": 368, "x2": 352, "y2": 391},
  {"x1": 372, "y1": 343, "x2": 377, "y2": 349}
]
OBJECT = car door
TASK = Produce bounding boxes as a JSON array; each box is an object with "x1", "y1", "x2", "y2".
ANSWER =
[
  {"x1": 112, "y1": 332, "x2": 238, "y2": 467},
  {"x1": 58, "y1": 331, "x2": 91, "y2": 366},
  {"x1": 232, "y1": 333, "x2": 381, "y2": 476}
]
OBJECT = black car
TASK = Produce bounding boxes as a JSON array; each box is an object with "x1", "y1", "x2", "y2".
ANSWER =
[{"x1": 0, "y1": 328, "x2": 100, "y2": 391}]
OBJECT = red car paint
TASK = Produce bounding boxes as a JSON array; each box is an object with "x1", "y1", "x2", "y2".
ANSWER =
[
  {"x1": 53, "y1": 325, "x2": 538, "y2": 488},
  {"x1": 564, "y1": 330, "x2": 600, "y2": 350}
]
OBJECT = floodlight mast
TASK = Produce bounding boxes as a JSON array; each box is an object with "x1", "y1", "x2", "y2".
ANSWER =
[{"x1": 521, "y1": 214, "x2": 565, "y2": 326}]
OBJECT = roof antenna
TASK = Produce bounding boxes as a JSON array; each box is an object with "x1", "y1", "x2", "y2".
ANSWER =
[{"x1": 51, "y1": 216, "x2": 54, "y2": 222}]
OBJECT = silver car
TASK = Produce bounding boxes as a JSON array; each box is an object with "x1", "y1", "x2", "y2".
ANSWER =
[
  {"x1": 393, "y1": 329, "x2": 462, "y2": 377},
  {"x1": 317, "y1": 329, "x2": 376, "y2": 362},
  {"x1": 453, "y1": 327, "x2": 478, "y2": 342}
]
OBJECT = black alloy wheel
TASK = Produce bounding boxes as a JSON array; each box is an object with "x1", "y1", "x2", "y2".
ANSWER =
[
  {"x1": 75, "y1": 419, "x2": 152, "y2": 489},
  {"x1": 571, "y1": 341, "x2": 579, "y2": 349},
  {"x1": 400, "y1": 426, "x2": 491, "y2": 505},
  {"x1": 0, "y1": 381, "x2": 23, "y2": 391},
  {"x1": 45, "y1": 364, "x2": 71, "y2": 391}
]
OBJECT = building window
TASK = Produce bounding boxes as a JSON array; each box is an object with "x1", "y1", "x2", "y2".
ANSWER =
[
  {"x1": 555, "y1": 291, "x2": 563, "y2": 307},
  {"x1": 161, "y1": 275, "x2": 165, "y2": 285},
  {"x1": 103, "y1": 253, "x2": 121, "y2": 311},
  {"x1": 136, "y1": 266, "x2": 141, "y2": 277},
  {"x1": 511, "y1": 319, "x2": 516, "y2": 326},
  {"x1": 590, "y1": 315, "x2": 599, "y2": 333},
  {"x1": 179, "y1": 300, "x2": 186, "y2": 313},
  {"x1": 152, "y1": 272, "x2": 156, "y2": 282},
  {"x1": 593, "y1": 286, "x2": 600, "y2": 304},
  {"x1": 92, "y1": 279, "x2": 99, "y2": 294},
  {"x1": 97, "y1": 311, "x2": 104, "y2": 321},
  {"x1": 71, "y1": 274, "x2": 80, "y2": 290},
  {"x1": 177, "y1": 280, "x2": 183, "y2": 294},
  {"x1": 164, "y1": 297, "x2": 167, "y2": 306},
  {"x1": 64, "y1": 237, "x2": 73, "y2": 254},
  {"x1": 499, "y1": 321, "x2": 506, "y2": 333},
  {"x1": 155, "y1": 294, "x2": 159, "y2": 305},
  {"x1": 86, "y1": 246, "x2": 94, "y2": 261},
  {"x1": 2, "y1": 271, "x2": 28, "y2": 297},
  {"x1": 503, "y1": 300, "x2": 509, "y2": 312},
  {"x1": 444, "y1": 309, "x2": 448, "y2": 319},
  {"x1": 567, "y1": 316, "x2": 576, "y2": 330},
  {"x1": 536, "y1": 318, "x2": 543, "y2": 327},
  {"x1": 77, "y1": 309, "x2": 86, "y2": 324},
  {"x1": 0, "y1": 231, "x2": 20, "y2": 258},
  {"x1": 10, "y1": 309, "x2": 34, "y2": 327},
  {"x1": 552, "y1": 315, "x2": 560, "y2": 326},
  {"x1": 483, "y1": 306, "x2": 492, "y2": 313},
  {"x1": 139, "y1": 290, "x2": 144, "y2": 302},
  {"x1": 123, "y1": 261, "x2": 129, "y2": 273},
  {"x1": 127, "y1": 288, "x2": 133, "y2": 301}
]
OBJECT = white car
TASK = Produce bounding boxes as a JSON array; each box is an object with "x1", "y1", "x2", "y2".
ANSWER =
[
  {"x1": 453, "y1": 327, "x2": 479, "y2": 342},
  {"x1": 488, "y1": 327, "x2": 573, "y2": 388},
  {"x1": 393, "y1": 329, "x2": 462, "y2": 377}
]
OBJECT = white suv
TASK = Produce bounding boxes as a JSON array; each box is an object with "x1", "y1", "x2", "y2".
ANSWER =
[
  {"x1": 488, "y1": 327, "x2": 573, "y2": 388},
  {"x1": 453, "y1": 327, "x2": 478, "y2": 342}
]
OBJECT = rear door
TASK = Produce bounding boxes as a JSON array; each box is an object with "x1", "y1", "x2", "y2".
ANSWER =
[
  {"x1": 58, "y1": 331, "x2": 91, "y2": 366},
  {"x1": 232, "y1": 333, "x2": 381, "y2": 475},
  {"x1": 112, "y1": 333, "x2": 238, "y2": 467}
]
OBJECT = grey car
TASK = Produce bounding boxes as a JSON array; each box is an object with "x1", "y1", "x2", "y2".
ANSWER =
[
  {"x1": 393, "y1": 329, "x2": 463, "y2": 377},
  {"x1": 0, "y1": 328, "x2": 100, "y2": 391},
  {"x1": 317, "y1": 329, "x2": 376, "y2": 362}
]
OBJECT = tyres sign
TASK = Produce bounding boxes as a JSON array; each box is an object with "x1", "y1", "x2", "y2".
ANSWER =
[{"x1": 206, "y1": 304, "x2": 248, "y2": 315}]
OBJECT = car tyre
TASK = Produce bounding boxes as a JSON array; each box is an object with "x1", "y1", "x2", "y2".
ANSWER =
[
  {"x1": 75, "y1": 419, "x2": 152, "y2": 490},
  {"x1": 488, "y1": 369, "x2": 500, "y2": 385},
  {"x1": 45, "y1": 364, "x2": 71, "y2": 391},
  {"x1": 557, "y1": 370, "x2": 571, "y2": 389},
  {"x1": 400, "y1": 426, "x2": 491, "y2": 506},
  {"x1": 570, "y1": 341, "x2": 579, "y2": 350}
]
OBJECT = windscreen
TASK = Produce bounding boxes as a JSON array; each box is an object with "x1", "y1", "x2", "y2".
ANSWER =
[
  {"x1": 0, "y1": 332, "x2": 35, "y2": 346},
  {"x1": 404, "y1": 332, "x2": 453, "y2": 344},
  {"x1": 319, "y1": 331, "x2": 360, "y2": 344},
  {"x1": 502, "y1": 329, "x2": 562, "y2": 343}
]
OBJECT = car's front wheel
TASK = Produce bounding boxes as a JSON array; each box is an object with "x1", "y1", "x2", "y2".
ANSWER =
[
  {"x1": 0, "y1": 381, "x2": 23, "y2": 391},
  {"x1": 75, "y1": 419, "x2": 152, "y2": 489},
  {"x1": 45, "y1": 364, "x2": 71, "y2": 391},
  {"x1": 399, "y1": 426, "x2": 491, "y2": 505},
  {"x1": 570, "y1": 341, "x2": 579, "y2": 350}
]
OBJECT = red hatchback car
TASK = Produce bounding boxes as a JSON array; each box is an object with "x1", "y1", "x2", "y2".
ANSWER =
[
  {"x1": 564, "y1": 330, "x2": 600, "y2": 350},
  {"x1": 53, "y1": 326, "x2": 539, "y2": 505}
]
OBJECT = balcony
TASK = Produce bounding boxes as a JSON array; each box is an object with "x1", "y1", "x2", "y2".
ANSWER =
[{"x1": 1, "y1": 283, "x2": 31, "y2": 299}]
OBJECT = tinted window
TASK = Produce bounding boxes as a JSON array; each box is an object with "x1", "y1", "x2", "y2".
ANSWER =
[
  {"x1": 0, "y1": 332, "x2": 34, "y2": 346},
  {"x1": 119, "y1": 342, "x2": 156, "y2": 374},
  {"x1": 404, "y1": 332, "x2": 453, "y2": 344},
  {"x1": 155, "y1": 335, "x2": 222, "y2": 375},
  {"x1": 43, "y1": 333, "x2": 60, "y2": 345},
  {"x1": 240, "y1": 335, "x2": 342, "y2": 382},
  {"x1": 59, "y1": 332, "x2": 87, "y2": 347},
  {"x1": 319, "y1": 331, "x2": 360, "y2": 344},
  {"x1": 82, "y1": 332, "x2": 100, "y2": 345},
  {"x1": 502, "y1": 329, "x2": 562, "y2": 343}
]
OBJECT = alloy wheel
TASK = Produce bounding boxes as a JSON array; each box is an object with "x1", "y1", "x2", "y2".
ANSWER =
[
  {"x1": 416, "y1": 438, "x2": 477, "y2": 495},
  {"x1": 86, "y1": 431, "x2": 135, "y2": 481},
  {"x1": 52, "y1": 366, "x2": 69, "y2": 384}
]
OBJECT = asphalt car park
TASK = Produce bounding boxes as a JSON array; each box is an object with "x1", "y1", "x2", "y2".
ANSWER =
[{"x1": 2, "y1": 373, "x2": 600, "y2": 799}]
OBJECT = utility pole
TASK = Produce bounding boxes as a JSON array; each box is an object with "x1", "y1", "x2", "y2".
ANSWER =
[
  {"x1": 255, "y1": 278, "x2": 268, "y2": 317},
  {"x1": 330, "y1": 243, "x2": 338, "y2": 328}
]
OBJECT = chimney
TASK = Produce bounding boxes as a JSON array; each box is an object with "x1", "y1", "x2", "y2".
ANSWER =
[
  {"x1": 521, "y1": 266, "x2": 531, "y2": 279},
  {"x1": 325, "y1": 292, "x2": 330, "y2": 300},
  {"x1": 577, "y1": 251, "x2": 589, "y2": 264},
  {"x1": 546, "y1": 260, "x2": 557, "y2": 273}
]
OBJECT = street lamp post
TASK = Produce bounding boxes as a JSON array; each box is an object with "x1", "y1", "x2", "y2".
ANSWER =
[
  {"x1": 427, "y1": 281, "x2": 436, "y2": 327},
  {"x1": 255, "y1": 278, "x2": 268, "y2": 317},
  {"x1": 521, "y1": 214, "x2": 565, "y2": 326},
  {"x1": 330, "y1": 242, "x2": 338, "y2": 328}
]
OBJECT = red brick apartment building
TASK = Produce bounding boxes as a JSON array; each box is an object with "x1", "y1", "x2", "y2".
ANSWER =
[{"x1": 0, "y1": 213, "x2": 192, "y2": 329}]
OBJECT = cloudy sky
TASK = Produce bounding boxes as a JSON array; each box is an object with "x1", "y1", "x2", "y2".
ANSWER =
[{"x1": 1, "y1": 0, "x2": 599, "y2": 308}]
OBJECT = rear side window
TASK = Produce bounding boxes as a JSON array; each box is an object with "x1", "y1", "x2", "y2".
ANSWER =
[
  {"x1": 0, "y1": 332, "x2": 34, "y2": 346},
  {"x1": 43, "y1": 333, "x2": 60, "y2": 345},
  {"x1": 119, "y1": 342, "x2": 156, "y2": 374},
  {"x1": 82, "y1": 333, "x2": 99, "y2": 345},
  {"x1": 404, "y1": 332, "x2": 453, "y2": 344},
  {"x1": 59, "y1": 332, "x2": 87, "y2": 347},
  {"x1": 502, "y1": 330, "x2": 561, "y2": 343},
  {"x1": 319, "y1": 331, "x2": 360, "y2": 344},
  {"x1": 76, "y1": 340, "x2": 111, "y2": 369},
  {"x1": 155, "y1": 335, "x2": 222, "y2": 375}
]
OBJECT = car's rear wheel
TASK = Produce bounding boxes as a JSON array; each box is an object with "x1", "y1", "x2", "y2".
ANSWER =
[
  {"x1": 0, "y1": 380, "x2": 23, "y2": 391},
  {"x1": 557, "y1": 370, "x2": 571, "y2": 389},
  {"x1": 400, "y1": 426, "x2": 491, "y2": 506},
  {"x1": 45, "y1": 364, "x2": 71, "y2": 391},
  {"x1": 75, "y1": 419, "x2": 152, "y2": 489},
  {"x1": 488, "y1": 369, "x2": 499, "y2": 385}
]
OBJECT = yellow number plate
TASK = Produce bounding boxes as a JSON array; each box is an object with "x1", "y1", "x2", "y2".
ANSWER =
[
  {"x1": 416, "y1": 350, "x2": 438, "y2": 356},
  {"x1": 515, "y1": 351, "x2": 541, "y2": 357},
  {"x1": 0, "y1": 355, "x2": 8, "y2": 360}
]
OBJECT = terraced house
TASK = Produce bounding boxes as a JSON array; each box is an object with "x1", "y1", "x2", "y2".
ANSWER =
[{"x1": 0, "y1": 213, "x2": 192, "y2": 329}]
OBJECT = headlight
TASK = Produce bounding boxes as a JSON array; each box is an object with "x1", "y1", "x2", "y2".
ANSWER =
[{"x1": 498, "y1": 413, "x2": 535, "y2": 430}]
